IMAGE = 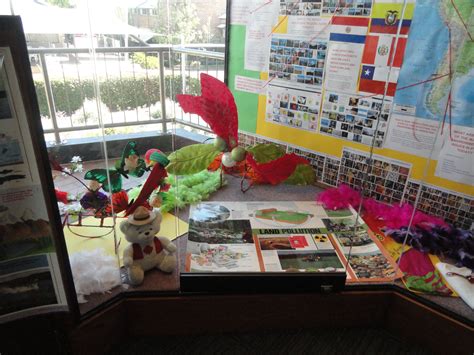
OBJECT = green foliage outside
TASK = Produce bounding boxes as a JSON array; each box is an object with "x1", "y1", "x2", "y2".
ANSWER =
[
  {"x1": 154, "y1": 3, "x2": 204, "y2": 44},
  {"x1": 34, "y1": 80, "x2": 95, "y2": 116},
  {"x1": 131, "y1": 52, "x2": 159, "y2": 69},
  {"x1": 34, "y1": 75, "x2": 201, "y2": 116},
  {"x1": 99, "y1": 77, "x2": 161, "y2": 111}
]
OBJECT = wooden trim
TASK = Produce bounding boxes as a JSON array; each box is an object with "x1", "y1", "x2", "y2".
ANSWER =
[
  {"x1": 69, "y1": 300, "x2": 126, "y2": 355},
  {"x1": 386, "y1": 293, "x2": 474, "y2": 354},
  {"x1": 68, "y1": 289, "x2": 473, "y2": 354},
  {"x1": 125, "y1": 291, "x2": 391, "y2": 336}
]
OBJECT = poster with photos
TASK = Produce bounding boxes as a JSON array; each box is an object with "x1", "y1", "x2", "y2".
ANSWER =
[
  {"x1": 322, "y1": 0, "x2": 373, "y2": 16},
  {"x1": 185, "y1": 201, "x2": 400, "y2": 282},
  {"x1": 266, "y1": 85, "x2": 321, "y2": 131},
  {"x1": 269, "y1": 35, "x2": 327, "y2": 90},
  {"x1": 338, "y1": 148, "x2": 411, "y2": 204},
  {"x1": 280, "y1": 0, "x2": 323, "y2": 16},
  {"x1": 0, "y1": 74, "x2": 33, "y2": 189},
  {"x1": 404, "y1": 181, "x2": 473, "y2": 230},
  {"x1": 0, "y1": 48, "x2": 67, "y2": 323},
  {"x1": 319, "y1": 91, "x2": 391, "y2": 147}
]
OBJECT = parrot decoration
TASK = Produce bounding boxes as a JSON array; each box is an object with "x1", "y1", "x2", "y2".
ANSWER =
[{"x1": 176, "y1": 73, "x2": 314, "y2": 188}]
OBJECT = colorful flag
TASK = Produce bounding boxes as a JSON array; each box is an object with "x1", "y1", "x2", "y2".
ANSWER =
[
  {"x1": 369, "y1": 0, "x2": 415, "y2": 35},
  {"x1": 329, "y1": 16, "x2": 369, "y2": 43},
  {"x1": 359, "y1": 65, "x2": 399, "y2": 96},
  {"x1": 362, "y1": 35, "x2": 407, "y2": 67}
]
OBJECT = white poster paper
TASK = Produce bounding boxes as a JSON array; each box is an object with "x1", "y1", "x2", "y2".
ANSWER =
[
  {"x1": 230, "y1": 0, "x2": 252, "y2": 25},
  {"x1": 384, "y1": 114, "x2": 441, "y2": 158},
  {"x1": 244, "y1": 0, "x2": 279, "y2": 71},
  {"x1": 435, "y1": 127, "x2": 474, "y2": 185},
  {"x1": 325, "y1": 41, "x2": 365, "y2": 92},
  {"x1": 287, "y1": 16, "x2": 330, "y2": 39},
  {"x1": 235, "y1": 75, "x2": 266, "y2": 95}
]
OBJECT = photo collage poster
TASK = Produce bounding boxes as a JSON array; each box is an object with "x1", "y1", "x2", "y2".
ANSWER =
[
  {"x1": 185, "y1": 201, "x2": 401, "y2": 282},
  {"x1": 266, "y1": 85, "x2": 321, "y2": 131},
  {"x1": 248, "y1": 0, "x2": 416, "y2": 146},
  {"x1": 0, "y1": 49, "x2": 67, "y2": 323},
  {"x1": 232, "y1": 0, "x2": 472, "y2": 230},
  {"x1": 338, "y1": 147, "x2": 411, "y2": 204},
  {"x1": 319, "y1": 91, "x2": 391, "y2": 145}
]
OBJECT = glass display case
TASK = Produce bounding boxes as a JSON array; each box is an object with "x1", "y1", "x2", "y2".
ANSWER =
[{"x1": 0, "y1": 0, "x2": 472, "y2": 338}]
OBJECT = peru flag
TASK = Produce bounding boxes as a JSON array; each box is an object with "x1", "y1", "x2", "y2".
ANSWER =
[
  {"x1": 362, "y1": 35, "x2": 407, "y2": 67},
  {"x1": 359, "y1": 65, "x2": 399, "y2": 96}
]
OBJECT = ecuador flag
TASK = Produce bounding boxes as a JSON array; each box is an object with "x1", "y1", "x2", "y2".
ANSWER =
[{"x1": 369, "y1": 0, "x2": 415, "y2": 35}]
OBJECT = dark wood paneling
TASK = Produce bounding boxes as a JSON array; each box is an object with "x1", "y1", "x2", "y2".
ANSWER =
[
  {"x1": 69, "y1": 300, "x2": 126, "y2": 355},
  {"x1": 0, "y1": 312, "x2": 73, "y2": 354},
  {"x1": 386, "y1": 293, "x2": 474, "y2": 354},
  {"x1": 125, "y1": 291, "x2": 390, "y2": 336},
  {"x1": 69, "y1": 290, "x2": 473, "y2": 354}
]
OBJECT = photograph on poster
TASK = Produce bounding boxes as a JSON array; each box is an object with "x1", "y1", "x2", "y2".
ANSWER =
[
  {"x1": 404, "y1": 181, "x2": 474, "y2": 230},
  {"x1": 258, "y1": 234, "x2": 319, "y2": 251},
  {"x1": 280, "y1": 0, "x2": 322, "y2": 17},
  {"x1": 0, "y1": 186, "x2": 54, "y2": 262},
  {"x1": 0, "y1": 117, "x2": 32, "y2": 189},
  {"x1": 189, "y1": 244, "x2": 260, "y2": 272},
  {"x1": 269, "y1": 35, "x2": 327, "y2": 89},
  {"x1": 319, "y1": 91, "x2": 391, "y2": 147},
  {"x1": 322, "y1": 156, "x2": 340, "y2": 186},
  {"x1": 277, "y1": 250, "x2": 345, "y2": 272},
  {"x1": 322, "y1": 0, "x2": 373, "y2": 17},
  {"x1": 337, "y1": 148, "x2": 410, "y2": 204},
  {"x1": 266, "y1": 85, "x2": 321, "y2": 131},
  {"x1": 348, "y1": 252, "x2": 396, "y2": 279},
  {"x1": 0, "y1": 130, "x2": 23, "y2": 168},
  {"x1": 0, "y1": 270, "x2": 58, "y2": 317},
  {"x1": 188, "y1": 219, "x2": 254, "y2": 244}
]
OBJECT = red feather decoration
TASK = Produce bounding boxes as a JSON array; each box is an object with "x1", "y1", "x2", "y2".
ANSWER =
[
  {"x1": 55, "y1": 189, "x2": 69, "y2": 204},
  {"x1": 125, "y1": 164, "x2": 168, "y2": 216},
  {"x1": 104, "y1": 190, "x2": 129, "y2": 215},
  {"x1": 177, "y1": 74, "x2": 238, "y2": 149},
  {"x1": 246, "y1": 153, "x2": 309, "y2": 185}
]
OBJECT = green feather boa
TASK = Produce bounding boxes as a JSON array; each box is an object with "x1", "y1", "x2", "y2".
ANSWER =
[{"x1": 127, "y1": 169, "x2": 225, "y2": 214}]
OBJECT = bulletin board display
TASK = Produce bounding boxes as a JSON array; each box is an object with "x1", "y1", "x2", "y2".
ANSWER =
[{"x1": 226, "y1": 0, "x2": 473, "y2": 228}]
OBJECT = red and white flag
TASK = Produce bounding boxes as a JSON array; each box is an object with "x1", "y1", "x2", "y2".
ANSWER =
[
  {"x1": 359, "y1": 65, "x2": 399, "y2": 96},
  {"x1": 362, "y1": 35, "x2": 407, "y2": 67}
]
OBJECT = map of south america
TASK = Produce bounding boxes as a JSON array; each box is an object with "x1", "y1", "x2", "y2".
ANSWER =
[{"x1": 394, "y1": 0, "x2": 473, "y2": 128}]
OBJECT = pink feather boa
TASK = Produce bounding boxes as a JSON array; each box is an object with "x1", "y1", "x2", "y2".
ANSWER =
[
  {"x1": 363, "y1": 199, "x2": 449, "y2": 230},
  {"x1": 316, "y1": 185, "x2": 449, "y2": 230},
  {"x1": 316, "y1": 184, "x2": 361, "y2": 210}
]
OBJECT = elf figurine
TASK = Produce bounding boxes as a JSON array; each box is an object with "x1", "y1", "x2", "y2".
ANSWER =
[{"x1": 125, "y1": 149, "x2": 170, "y2": 216}]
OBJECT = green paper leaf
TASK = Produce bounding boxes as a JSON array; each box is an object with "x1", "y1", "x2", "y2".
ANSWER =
[
  {"x1": 128, "y1": 158, "x2": 147, "y2": 177},
  {"x1": 247, "y1": 143, "x2": 285, "y2": 163},
  {"x1": 167, "y1": 144, "x2": 220, "y2": 175},
  {"x1": 285, "y1": 164, "x2": 315, "y2": 185},
  {"x1": 84, "y1": 169, "x2": 122, "y2": 193}
]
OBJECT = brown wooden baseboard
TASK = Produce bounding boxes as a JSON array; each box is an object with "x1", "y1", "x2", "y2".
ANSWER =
[
  {"x1": 386, "y1": 293, "x2": 474, "y2": 354},
  {"x1": 68, "y1": 289, "x2": 473, "y2": 354},
  {"x1": 125, "y1": 291, "x2": 390, "y2": 336}
]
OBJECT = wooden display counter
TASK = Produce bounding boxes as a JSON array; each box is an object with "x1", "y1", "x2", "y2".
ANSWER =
[{"x1": 68, "y1": 176, "x2": 473, "y2": 354}]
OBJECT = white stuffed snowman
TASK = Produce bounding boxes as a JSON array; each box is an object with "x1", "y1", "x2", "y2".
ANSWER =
[{"x1": 120, "y1": 206, "x2": 177, "y2": 285}]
